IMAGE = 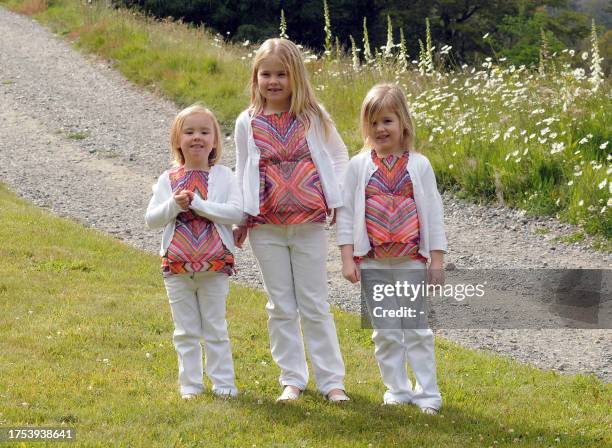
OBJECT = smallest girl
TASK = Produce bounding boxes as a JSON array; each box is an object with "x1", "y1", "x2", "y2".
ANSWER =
[
  {"x1": 337, "y1": 84, "x2": 447, "y2": 413},
  {"x1": 146, "y1": 104, "x2": 243, "y2": 400}
]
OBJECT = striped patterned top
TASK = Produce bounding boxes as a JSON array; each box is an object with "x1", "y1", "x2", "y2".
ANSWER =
[
  {"x1": 162, "y1": 166, "x2": 234, "y2": 277},
  {"x1": 248, "y1": 111, "x2": 327, "y2": 227},
  {"x1": 364, "y1": 150, "x2": 425, "y2": 261}
]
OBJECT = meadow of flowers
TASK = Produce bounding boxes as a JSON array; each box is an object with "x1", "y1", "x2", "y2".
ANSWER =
[
  {"x1": 303, "y1": 16, "x2": 611, "y2": 240},
  {"x1": 3, "y1": 0, "x2": 611, "y2": 240}
]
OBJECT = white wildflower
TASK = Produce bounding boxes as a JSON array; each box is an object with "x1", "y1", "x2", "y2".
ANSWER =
[
  {"x1": 588, "y1": 20, "x2": 604, "y2": 91},
  {"x1": 598, "y1": 179, "x2": 607, "y2": 190},
  {"x1": 567, "y1": 180, "x2": 574, "y2": 186},
  {"x1": 550, "y1": 143, "x2": 565, "y2": 154},
  {"x1": 572, "y1": 68, "x2": 586, "y2": 80},
  {"x1": 600, "y1": 141, "x2": 609, "y2": 150}
]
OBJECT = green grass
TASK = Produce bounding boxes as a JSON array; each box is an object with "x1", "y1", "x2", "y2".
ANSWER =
[
  {"x1": 1, "y1": 0, "x2": 610, "y2": 241},
  {"x1": 533, "y1": 227, "x2": 551, "y2": 235},
  {"x1": 555, "y1": 231, "x2": 586, "y2": 244},
  {"x1": 1, "y1": 185, "x2": 611, "y2": 448},
  {"x1": 67, "y1": 131, "x2": 88, "y2": 140}
]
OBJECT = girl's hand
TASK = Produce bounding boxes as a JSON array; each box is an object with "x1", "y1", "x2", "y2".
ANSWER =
[
  {"x1": 174, "y1": 191, "x2": 191, "y2": 210},
  {"x1": 342, "y1": 259, "x2": 361, "y2": 284},
  {"x1": 328, "y1": 208, "x2": 337, "y2": 226},
  {"x1": 427, "y1": 261, "x2": 445, "y2": 286},
  {"x1": 183, "y1": 190, "x2": 195, "y2": 204},
  {"x1": 233, "y1": 226, "x2": 248, "y2": 248}
]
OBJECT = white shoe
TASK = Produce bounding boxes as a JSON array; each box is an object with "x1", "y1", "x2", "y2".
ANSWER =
[
  {"x1": 382, "y1": 398, "x2": 402, "y2": 406},
  {"x1": 181, "y1": 393, "x2": 198, "y2": 401},
  {"x1": 326, "y1": 389, "x2": 350, "y2": 403},
  {"x1": 420, "y1": 407, "x2": 439, "y2": 415},
  {"x1": 276, "y1": 386, "x2": 301, "y2": 402}
]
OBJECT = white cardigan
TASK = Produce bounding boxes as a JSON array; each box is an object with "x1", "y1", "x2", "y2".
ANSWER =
[
  {"x1": 336, "y1": 150, "x2": 447, "y2": 260},
  {"x1": 234, "y1": 108, "x2": 349, "y2": 216},
  {"x1": 145, "y1": 164, "x2": 243, "y2": 256}
]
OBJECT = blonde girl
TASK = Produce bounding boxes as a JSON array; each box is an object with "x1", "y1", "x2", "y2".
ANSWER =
[
  {"x1": 337, "y1": 84, "x2": 447, "y2": 413},
  {"x1": 234, "y1": 38, "x2": 349, "y2": 402},
  {"x1": 146, "y1": 104, "x2": 243, "y2": 400}
]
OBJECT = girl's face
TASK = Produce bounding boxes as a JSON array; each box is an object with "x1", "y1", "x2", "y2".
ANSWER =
[
  {"x1": 257, "y1": 54, "x2": 292, "y2": 110},
  {"x1": 368, "y1": 107, "x2": 403, "y2": 155},
  {"x1": 179, "y1": 113, "x2": 215, "y2": 169}
]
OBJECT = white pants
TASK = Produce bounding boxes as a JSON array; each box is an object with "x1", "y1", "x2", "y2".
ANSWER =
[
  {"x1": 249, "y1": 223, "x2": 346, "y2": 394},
  {"x1": 360, "y1": 257, "x2": 441, "y2": 409},
  {"x1": 163, "y1": 271, "x2": 237, "y2": 396}
]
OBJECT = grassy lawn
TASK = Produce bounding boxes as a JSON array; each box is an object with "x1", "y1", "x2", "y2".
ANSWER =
[
  {"x1": 0, "y1": 0, "x2": 610, "y2": 241},
  {"x1": 0, "y1": 185, "x2": 610, "y2": 447}
]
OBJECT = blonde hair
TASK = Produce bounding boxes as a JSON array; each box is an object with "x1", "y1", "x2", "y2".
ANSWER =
[
  {"x1": 360, "y1": 83, "x2": 416, "y2": 152},
  {"x1": 250, "y1": 38, "x2": 330, "y2": 135},
  {"x1": 169, "y1": 104, "x2": 222, "y2": 166}
]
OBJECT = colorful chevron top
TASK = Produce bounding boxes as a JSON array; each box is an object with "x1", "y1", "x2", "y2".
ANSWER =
[
  {"x1": 364, "y1": 150, "x2": 425, "y2": 261},
  {"x1": 248, "y1": 111, "x2": 327, "y2": 227},
  {"x1": 162, "y1": 166, "x2": 234, "y2": 277}
]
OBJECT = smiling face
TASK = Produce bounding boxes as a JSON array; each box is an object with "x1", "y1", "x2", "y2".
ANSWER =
[
  {"x1": 368, "y1": 107, "x2": 403, "y2": 155},
  {"x1": 179, "y1": 112, "x2": 215, "y2": 169},
  {"x1": 256, "y1": 54, "x2": 292, "y2": 112}
]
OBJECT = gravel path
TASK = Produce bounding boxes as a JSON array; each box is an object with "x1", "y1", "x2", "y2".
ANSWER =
[{"x1": 1, "y1": 8, "x2": 610, "y2": 382}]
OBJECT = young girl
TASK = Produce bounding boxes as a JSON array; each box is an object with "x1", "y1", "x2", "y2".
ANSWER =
[
  {"x1": 234, "y1": 38, "x2": 350, "y2": 402},
  {"x1": 146, "y1": 104, "x2": 243, "y2": 400},
  {"x1": 337, "y1": 84, "x2": 447, "y2": 414}
]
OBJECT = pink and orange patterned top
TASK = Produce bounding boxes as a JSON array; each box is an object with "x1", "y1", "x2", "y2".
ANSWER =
[
  {"x1": 162, "y1": 166, "x2": 235, "y2": 277},
  {"x1": 248, "y1": 111, "x2": 327, "y2": 227},
  {"x1": 363, "y1": 150, "x2": 426, "y2": 262}
]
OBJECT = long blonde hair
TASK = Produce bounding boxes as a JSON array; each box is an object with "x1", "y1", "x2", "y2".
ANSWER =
[
  {"x1": 169, "y1": 104, "x2": 223, "y2": 166},
  {"x1": 360, "y1": 83, "x2": 416, "y2": 152},
  {"x1": 250, "y1": 38, "x2": 330, "y2": 135}
]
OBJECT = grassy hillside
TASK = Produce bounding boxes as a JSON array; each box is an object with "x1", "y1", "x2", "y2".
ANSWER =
[
  {"x1": 0, "y1": 0, "x2": 610, "y2": 243},
  {"x1": 0, "y1": 184, "x2": 611, "y2": 446}
]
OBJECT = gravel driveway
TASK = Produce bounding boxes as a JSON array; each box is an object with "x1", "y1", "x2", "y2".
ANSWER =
[{"x1": 1, "y1": 8, "x2": 609, "y2": 382}]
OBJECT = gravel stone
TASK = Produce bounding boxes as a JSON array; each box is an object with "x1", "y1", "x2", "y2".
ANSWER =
[{"x1": 1, "y1": 7, "x2": 609, "y2": 383}]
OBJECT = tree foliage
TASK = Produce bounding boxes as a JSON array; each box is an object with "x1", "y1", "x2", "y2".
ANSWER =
[{"x1": 113, "y1": 0, "x2": 604, "y2": 66}]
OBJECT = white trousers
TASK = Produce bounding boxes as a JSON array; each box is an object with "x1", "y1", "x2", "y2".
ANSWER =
[
  {"x1": 249, "y1": 223, "x2": 346, "y2": 394},
  {"x1": 163, "y1": 271, "x2": 237, "y2": 396},
  {"x1": 360, "y1": 257, "x2": 441, "y2": 409}
]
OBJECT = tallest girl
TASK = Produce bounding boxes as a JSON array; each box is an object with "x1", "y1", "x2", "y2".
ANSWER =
[{"x1": 234, "y1": 38, "x2": 350, "y2": 402}]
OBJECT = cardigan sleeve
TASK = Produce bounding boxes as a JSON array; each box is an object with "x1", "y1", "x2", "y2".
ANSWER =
[
  {"x1": 318, "y1": 107, "x2": 349, "y2": 193},
  {"x1": 336, "y1": 158, "x2": 358, "y2": 246},
  {"x1": 420, "y1": 157, "x2": 448, "y2": 252},
  {"x1": 234, "y1": 111, "x2": 249, "y2": 200},
  {"x1": 325, "y1": 122, "x2": 350, "y2": 192},
  {"x1": 145, "y1": 171, "x2": 183, "y2": 229},
  {"x1": 189, "y1": 168, "x2": 244, "y2": 225},
  {"x1": 234, "y1": 111, "x2": 250, "y2": 224}
]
